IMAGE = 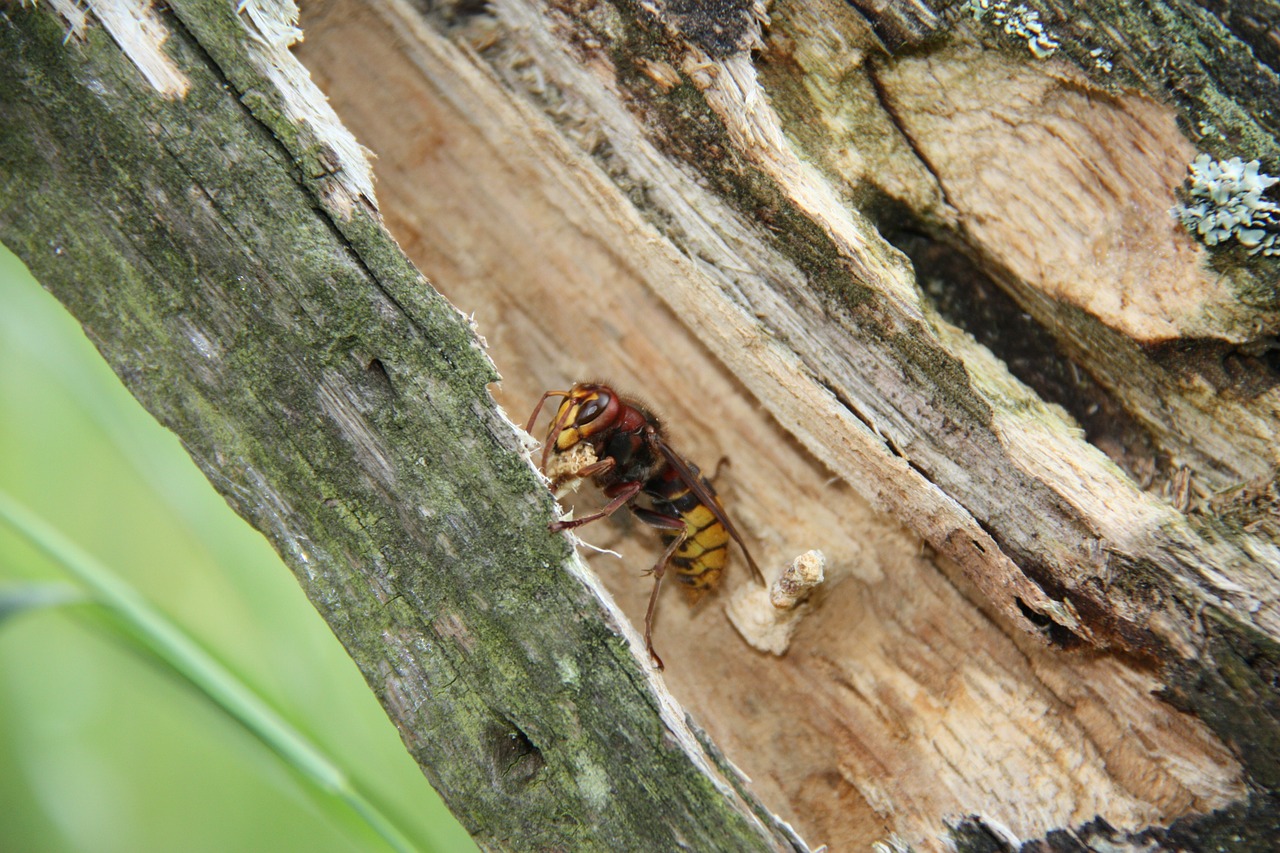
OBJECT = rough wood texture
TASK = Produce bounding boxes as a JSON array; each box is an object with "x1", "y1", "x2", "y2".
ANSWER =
[
  {"x1": 0, "y1": 3, "x2": 801, "y2": 851},
  {"x1": 293, "y1": 0, "x2": 1279, "y2": 848},
  {"x1": 5, "y1": 0, "x2": 1280, "y2": 849}
]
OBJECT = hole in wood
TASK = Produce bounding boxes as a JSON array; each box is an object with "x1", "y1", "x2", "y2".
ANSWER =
[{"x1": 488, "y1": 720, "x2": 545, "y2": 790}]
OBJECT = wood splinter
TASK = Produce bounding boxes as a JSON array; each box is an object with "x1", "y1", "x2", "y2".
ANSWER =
[{"x1": 726, "y1": 549, "x2": 826, "y2": 655}]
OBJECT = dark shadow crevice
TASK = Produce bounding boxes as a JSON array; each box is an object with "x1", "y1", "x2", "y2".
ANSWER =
[{"x1": 873, "y1": 213, "x2": 1171, "y2": 493}]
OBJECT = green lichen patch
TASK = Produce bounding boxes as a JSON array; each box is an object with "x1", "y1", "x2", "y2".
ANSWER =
[
  {"x1": 1173, "y1": 154, "x2": 1280, "y2": 257},
  {"x1": 960, "y1": 0, "x2": 1061, "y2": 59}
]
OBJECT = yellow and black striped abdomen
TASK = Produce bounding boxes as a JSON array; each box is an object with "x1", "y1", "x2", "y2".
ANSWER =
[{"x1": 651, "y1": 469, "x2": 730, "y2": 600}]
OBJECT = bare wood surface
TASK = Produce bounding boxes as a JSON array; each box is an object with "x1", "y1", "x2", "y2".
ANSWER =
[{"x1": 297, "y1": 0, "x2": 1277, "y2": 847}]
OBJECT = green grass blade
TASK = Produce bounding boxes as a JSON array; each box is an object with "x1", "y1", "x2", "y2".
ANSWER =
[
  {"x1": 0, "y1": 582, "x2": 87, "y2": 626},
  {"x1": 0, "y1": 487, "x2": 419, "y2": 853}
]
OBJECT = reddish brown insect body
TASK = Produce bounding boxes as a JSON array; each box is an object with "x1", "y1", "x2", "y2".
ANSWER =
[{"x1": 526, "y1": 382, "x2": 764, "y2": 669}]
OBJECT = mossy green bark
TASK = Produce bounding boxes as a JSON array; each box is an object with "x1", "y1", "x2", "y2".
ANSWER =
[{"x1": 0, "y1": 6, "x2": 795, "y2": 851}]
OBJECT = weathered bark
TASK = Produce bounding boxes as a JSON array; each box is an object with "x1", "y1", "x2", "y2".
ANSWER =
[{"x1": 4, "y1": 0, "x2": 1279, "y2": 850}]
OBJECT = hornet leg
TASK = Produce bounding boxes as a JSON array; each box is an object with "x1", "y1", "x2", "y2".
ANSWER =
[
  {"x1": 549, "y1": 479, "x2": 641, "y2": 531},
  {"x1": 632, "y1": 508, "x2": 689, "y2": 671}
]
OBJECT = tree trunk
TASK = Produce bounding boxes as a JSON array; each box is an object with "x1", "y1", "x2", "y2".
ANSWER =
[{"x1": 3, "y1": 0, "x2": 1278, "y2": 850}]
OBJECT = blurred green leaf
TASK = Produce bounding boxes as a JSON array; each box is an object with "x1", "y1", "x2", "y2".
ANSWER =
[{"x1": 0, "y1": 488, "x2": 419, "y2": 853}]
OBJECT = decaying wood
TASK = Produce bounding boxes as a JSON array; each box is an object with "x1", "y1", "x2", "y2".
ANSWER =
[
  {"x1": 292, "y1": 0, "x2": 1278, "y2": 848},
  {"x1": 5, "y1": 0, "x2": 1280, "y2": 849}
]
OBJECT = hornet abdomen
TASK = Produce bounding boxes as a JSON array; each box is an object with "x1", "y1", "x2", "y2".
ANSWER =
[{"x1": 647, "y1": 463, "x2": 731, "y2": 599}]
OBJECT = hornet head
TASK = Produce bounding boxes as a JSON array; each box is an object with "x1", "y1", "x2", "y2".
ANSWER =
[{"x1": 526, "y1": 383, "x2": 621, "y2": 470}]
